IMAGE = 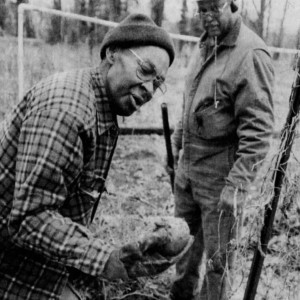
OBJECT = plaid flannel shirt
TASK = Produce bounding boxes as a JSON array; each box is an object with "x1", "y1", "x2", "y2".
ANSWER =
[{"x1": 0, "y1": 66, "x2": 119, "y2": 299}]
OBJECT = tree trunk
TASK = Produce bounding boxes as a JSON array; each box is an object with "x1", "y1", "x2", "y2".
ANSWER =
[
  {"x1": 264, "y1": 0, "x2": 272, "y2": 43},
  {"x1": 273, "y1": 0, "x2": 289, "y2": 60},
  {"x1": 296, "y1": 26, "x2": 300, "y2": 50},
  {"x1": 75, "y1": 0, "x2": 88, "y2": 42},
  {"x1": 179, "y1": 0, "x2": 188, "y2": 35},
  {"x1": 249, "y1": 0, "x2": 269, "y2": 39},
  {"x1": 259, "y1": 0, "x2": 266, "y2": 38},
  {"x1": 88, "y1": 0, "x2": 96, "y2": 56},
  {"x1": 108, "y1": 0, "x2": 121, "y2": 22},
  {"x1": 0, "y1": 0, "x2": 7, "y2": 32},
  {"x1": 151, "y1": 0, "x2": 165, "y2": 27},
  {"x1": 48, "y1": 0, "x2": 62, "y2": 44},
  {"x1": 178, "y1": 0, "x2": 188, "y2": 52}
]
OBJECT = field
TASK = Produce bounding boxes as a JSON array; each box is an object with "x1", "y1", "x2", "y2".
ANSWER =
[{"x1": 1, "y1": 36, "x2": 300, "y2": 299}]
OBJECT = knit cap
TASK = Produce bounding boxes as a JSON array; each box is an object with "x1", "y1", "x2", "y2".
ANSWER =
[
  {"x1": 100, "y1": 13, "x2": 175, "y2": 66},
  {"x1": 195, "y1": 0, "x2": 238, "y2": 13}
]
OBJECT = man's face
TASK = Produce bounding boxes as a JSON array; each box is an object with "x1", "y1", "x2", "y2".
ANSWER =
[
  {"x1": 197, "y1": 0, "x2": 234, "y2": 38},
  {"x1": 106, "y1": 46, "x2": 170, "y2": 116}
]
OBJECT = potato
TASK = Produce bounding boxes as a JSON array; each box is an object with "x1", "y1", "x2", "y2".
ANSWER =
[
  {"x1": 94, "y1": 214, "x2": 191, "y2": 257},
  {"x1": 139, "y1": 216, "x2": 191, "y2": 257}
]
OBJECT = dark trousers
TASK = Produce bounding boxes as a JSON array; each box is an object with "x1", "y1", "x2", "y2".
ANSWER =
[{"x1": 170, "y1": 162, "x2": 242, "y2": 300}]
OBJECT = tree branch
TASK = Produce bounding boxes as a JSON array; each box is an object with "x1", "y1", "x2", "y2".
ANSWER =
[{"x1": 251, "y1": 0, "x2": 260, "y2": 17}]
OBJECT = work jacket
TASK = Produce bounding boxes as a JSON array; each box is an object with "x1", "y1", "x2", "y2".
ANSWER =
[
  {"x1": 172, "y1": 16, "x2": 274, "y2": 191},
  {"x1": 0, "y1": 67, "x2": 118, "y2": 299}
]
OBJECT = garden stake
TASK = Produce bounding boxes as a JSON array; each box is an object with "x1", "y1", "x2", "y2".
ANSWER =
[
  {"x1": 161, "y1": 103, "x2": 175, "y2": 192},
  {"x1": 243, "y1": 53, "x2": 300, "y2": 300}
]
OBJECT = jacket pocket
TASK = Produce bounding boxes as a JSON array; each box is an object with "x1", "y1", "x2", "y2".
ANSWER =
[{"x1": 194, "y1": 100, "x2": 236, "y2": 140}]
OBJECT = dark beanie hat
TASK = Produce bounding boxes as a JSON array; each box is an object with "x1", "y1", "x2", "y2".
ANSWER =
[
  {"x1": 100, "y1": 13, "x2": 175, "y2": 66},
  {"x1": 196, "y1": 0, "x2": 238, "y2": 13}
]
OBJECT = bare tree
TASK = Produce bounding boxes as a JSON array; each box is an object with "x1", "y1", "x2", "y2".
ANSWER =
[
  {"x1": 250, "y1": 0, "x2": 269, "y2": 38},
  {"x1": 241, "y1": 0, "x2": 274, "y2": 43},
  {"x1": 264, "y1": 0, "x2": 272, "y2": 43},
  {"x1": 240, "y1": 0, "x2": 246, "y2": 15},
  {"x1": 74, "y1": 0, "x2": 88, "y2": 42},
  {"x1": 1, "y1": 0, "x2": 34, "y2": 37},
  {"x1": 150, "y1": 0, "x2": 165, "y2": 27},
  {"x1": 0, "y1": 0, "x2": 7, "y2": 33},
  {"x1": 273, "y1": 0, "x2": 289, "y2": 60},
  {"x1": 178, "y1": 0, "x2": 188, "y2": 53},
  {"x1": 87, "y1": 0, "x2": 96, "y2": 56},
  {"x1": 108, "y1": 0, "x2": 121, "y2": 22},
  {"x1": 108, "y1": 0, "x2": 128, "y2": 22},
  {"x1": 296, "y1": 26, "x2": 300, "y2": 50},
  {"x1": 48, "y1": 0, "x2": 62, "y2": 43},
  {"x1": 179, "y1": 0, "x2": 188, "y2": 35}
]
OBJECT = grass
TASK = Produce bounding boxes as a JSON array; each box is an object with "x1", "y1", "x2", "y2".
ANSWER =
[{"x1": 1, "y1": 36, "x2": 300, "y2": 299}]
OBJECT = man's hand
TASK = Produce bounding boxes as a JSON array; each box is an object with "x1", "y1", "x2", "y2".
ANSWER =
[
  {"x1": 123, "y1": 233, "x2": 193, "y2": 278},
  {"x1": 218, "y1": 185, "x2": 247, "y2": 217},
  {"x1": 102, "y1": 232, "x2": 193, "y2": 280}
]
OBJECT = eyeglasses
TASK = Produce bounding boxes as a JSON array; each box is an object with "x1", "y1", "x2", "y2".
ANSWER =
[
  {"x1": 128, "y1": 49, "x2": 167, "y2": 96},
  {"x1": 196, "y1": 1, "x2": 228, "y2": 17}
]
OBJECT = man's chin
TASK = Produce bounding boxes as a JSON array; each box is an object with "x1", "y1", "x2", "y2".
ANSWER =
[
  {"x1": 208, "y1": 30, "x2": 220, "y2": 38},
  {"x1": 112, "y1": 95, "x2": 138, "y2": 117},
  {"x1": 118, "y1": 110, "x2": 135, "y2": 117},
  {"x1": 112, "y1": 106, "x2": 134, "y2": 117}
]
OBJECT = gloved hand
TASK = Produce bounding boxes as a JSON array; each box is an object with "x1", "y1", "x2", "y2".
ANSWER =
[
  {"x1": 102, "y1": 232, "x2": 193, "y2": 280},
  {"x1": 218, "y1": 184, "x2": 247, "y2": 216},
  {"x1": 124, "y1": 232, "x2": 193, "y2": 278}
]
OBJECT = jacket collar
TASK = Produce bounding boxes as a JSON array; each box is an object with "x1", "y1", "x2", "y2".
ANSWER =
[
  {"x1": 90, "y1": 66, "x2": 118, "y2": 135},
  {"x1": 199, "y1": 15, "x2": 242, "y2": 49}
]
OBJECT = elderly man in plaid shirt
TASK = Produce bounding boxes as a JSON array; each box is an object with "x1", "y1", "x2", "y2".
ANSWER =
[{"x1": 0, "y1": 14, "x2": 182, "y2": 300}]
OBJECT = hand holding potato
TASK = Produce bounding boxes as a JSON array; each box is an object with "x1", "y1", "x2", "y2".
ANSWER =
[
  {"x1": 123, "y1": 217, "x2": 193, "y2": 278},
  {"x1": 102, "y1": 217, "x2": 193, "y2": 280}
]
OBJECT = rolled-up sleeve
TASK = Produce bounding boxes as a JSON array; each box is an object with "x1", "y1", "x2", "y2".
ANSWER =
[
  {"x1": 226, "y1": 49, "x2": 275, "y2": 189},
  {"x1": 9, "y1": 109, "x2": 114, "y2": 277}
]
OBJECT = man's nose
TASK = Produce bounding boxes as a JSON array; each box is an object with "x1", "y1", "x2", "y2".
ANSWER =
[{"x1": 141, "y1": 81, "x2": 154, "y2": 100}]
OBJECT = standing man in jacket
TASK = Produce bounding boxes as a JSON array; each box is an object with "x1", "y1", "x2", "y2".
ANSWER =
[
  {"x1": 169, "y1": 0, "x2": 274, "y2": 299},
  {"x1": 0, "y1": 13, "x2": 184, "y2": 300}
]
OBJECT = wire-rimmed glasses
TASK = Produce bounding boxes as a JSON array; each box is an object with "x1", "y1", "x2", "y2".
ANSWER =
[{"x1": 128, "y1": 49, "x2": 167, "y2": 97}]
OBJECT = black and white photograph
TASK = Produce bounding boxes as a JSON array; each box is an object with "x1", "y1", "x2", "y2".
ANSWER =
[{"x1": 0, "y1": 1, "x2": 300, "y2": 299}]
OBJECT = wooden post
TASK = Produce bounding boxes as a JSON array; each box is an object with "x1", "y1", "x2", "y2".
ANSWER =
[{"x1": 161, "y1": 103, "x2": 175, "y2": 192}]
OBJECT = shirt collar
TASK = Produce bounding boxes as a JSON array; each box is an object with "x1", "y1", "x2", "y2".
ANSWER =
[
  {"x1": 199, "y1": 15, "x2": 242, "y2": 49},
  {"x1": 90, "y1": 66, "x2": 118, "y2": 135}
]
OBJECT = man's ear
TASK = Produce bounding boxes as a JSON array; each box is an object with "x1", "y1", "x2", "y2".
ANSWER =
[{"x1": 106, "y1": 47, "x2": 116, "y2": 64}]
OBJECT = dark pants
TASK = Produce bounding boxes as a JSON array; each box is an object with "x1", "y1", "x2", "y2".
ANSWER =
[{"x1": 170, "y1": 152, "x2": 242, "y2": 300}]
